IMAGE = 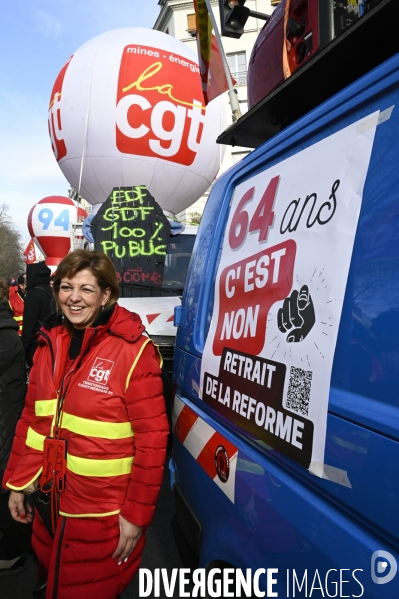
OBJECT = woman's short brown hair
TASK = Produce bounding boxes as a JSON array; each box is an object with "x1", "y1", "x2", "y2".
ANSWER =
[
  {"x1": 0, "y1": 278, "x2": 9, "y2": 305},
  {"x1": 53, "y1": 250, "x2": 119, "y2": 311}
]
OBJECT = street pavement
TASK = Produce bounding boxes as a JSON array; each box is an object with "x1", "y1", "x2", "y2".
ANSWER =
[{"x1": 1, "y1": 469, "x2": 183, "y2": 598}]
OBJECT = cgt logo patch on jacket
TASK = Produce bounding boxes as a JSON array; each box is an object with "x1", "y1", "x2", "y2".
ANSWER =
[{"x1": 87, "y1": 357, "x2": 114, "y2": 385}]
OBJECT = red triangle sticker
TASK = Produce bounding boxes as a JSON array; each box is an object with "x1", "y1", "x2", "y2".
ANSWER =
[{"x1": 147, "y1": 313, "x2": 161, "y2": 324}]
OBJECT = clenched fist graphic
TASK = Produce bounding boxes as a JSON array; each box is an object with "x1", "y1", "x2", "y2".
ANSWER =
[{"x1": 277, "y1": 285, "x2": 315, "y2": 342}]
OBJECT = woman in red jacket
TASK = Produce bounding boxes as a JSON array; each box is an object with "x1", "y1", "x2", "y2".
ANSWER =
[{"x1": 3, "y1": 250, "x2": 169, "y2": 599}]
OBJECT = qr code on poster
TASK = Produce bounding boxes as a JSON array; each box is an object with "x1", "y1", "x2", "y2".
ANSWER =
[{"x1": 286, "y1": 366, "x2": 312, "y2": 416}]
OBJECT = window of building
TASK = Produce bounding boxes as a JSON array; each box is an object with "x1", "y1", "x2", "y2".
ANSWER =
[
  {"x1": 187, "y1": 14, "x2": 197, "y2": 37},
  {"x1": 231, "y1": 151, "x2": 251, "y2": 164},
  {"x1": 227, "y1": 52, "x2": 247, "y2": 85},
  {"x1": 240, "y1": 100, "x2": 248, "y2": 114}
]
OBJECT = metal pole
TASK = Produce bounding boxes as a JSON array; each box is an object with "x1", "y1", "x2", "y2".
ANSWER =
[
  {"x1": 204, "y1": 0, "x2": 242, "y2": 122},
  {"x1": 248, "y1": 10, "x2": 269, "y2": 21}
]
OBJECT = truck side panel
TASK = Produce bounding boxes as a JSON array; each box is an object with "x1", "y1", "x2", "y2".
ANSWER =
[{"x1": 173, "y1": 53, "x2": 399, "y2": 597}]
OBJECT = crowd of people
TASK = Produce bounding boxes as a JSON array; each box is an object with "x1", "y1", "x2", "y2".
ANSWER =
[{"x1": 0, "y1": 252, "x2": 168, "y2": 599}]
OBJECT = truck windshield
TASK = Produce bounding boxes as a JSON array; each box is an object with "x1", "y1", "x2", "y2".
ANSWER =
[{"x1": 162, "y1": 233, "x2": 196, "y2": 294}]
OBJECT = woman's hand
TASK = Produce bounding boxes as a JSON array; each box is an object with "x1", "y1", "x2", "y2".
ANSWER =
[
  {"x1": 112, "y1": 514, "x2": 143, "y2": 565},
  {"x1": 8, "y1": 490, "x2": 34, "y2": 524},
  {"x1": 23, "y1": 480, "x2": 39, "y2": 496}
]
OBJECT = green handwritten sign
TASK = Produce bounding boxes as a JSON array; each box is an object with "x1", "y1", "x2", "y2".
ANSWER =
[{"x1": 91, "y1": 186, "x2": 171, "y2": 297}]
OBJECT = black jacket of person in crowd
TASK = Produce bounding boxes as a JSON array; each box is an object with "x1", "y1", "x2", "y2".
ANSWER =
[
  {"x1": 21, "y1": 262, "x2": 54, "y2": 368},
  {"x1": 0, "y1": 292, "x2": 33, "y2": 565},
  {"x1": 0, "y1": 302, "x2": 26, "y2": 487}
]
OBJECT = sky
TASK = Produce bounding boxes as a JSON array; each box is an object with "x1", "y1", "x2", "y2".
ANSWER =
[{"x1": 0, "y1": 0, "x2": 161, "y2": 244}]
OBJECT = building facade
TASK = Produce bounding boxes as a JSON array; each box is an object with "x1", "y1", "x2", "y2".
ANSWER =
[{"x1": 153, "y1": 0, "x2": 276, "y2": 223}]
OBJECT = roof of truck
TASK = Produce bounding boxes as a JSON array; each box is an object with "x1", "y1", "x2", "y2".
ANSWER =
[{"x1": 217, "y1": 0, "x2": 396, "y2": 149}]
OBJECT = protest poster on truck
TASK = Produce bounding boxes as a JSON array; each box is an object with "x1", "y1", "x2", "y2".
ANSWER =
[{"x1": 200, "y1": 112, "x2": 380, "y2": 474}]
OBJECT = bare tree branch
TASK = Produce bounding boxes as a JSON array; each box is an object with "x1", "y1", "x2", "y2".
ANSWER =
[{"x1": 0, "y1": 203, "x2": 25, "y2": 278}]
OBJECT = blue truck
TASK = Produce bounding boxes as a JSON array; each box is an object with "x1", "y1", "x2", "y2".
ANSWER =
[{"x1": 170, "y1": 3, "x2": 399, "y2": 597}]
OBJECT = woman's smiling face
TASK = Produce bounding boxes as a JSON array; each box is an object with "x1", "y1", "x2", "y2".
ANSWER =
[{"x1": 58, "y1": 269, "x2": 111, "y2": 329}]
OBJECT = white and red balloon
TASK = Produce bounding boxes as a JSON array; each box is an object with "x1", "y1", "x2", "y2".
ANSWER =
[
  {"x1": 28, "y1": 197, "x2": 87, "y2": 269},
  {"x1": 48, "y1": 28, "x2": 226, "y2": 215}
]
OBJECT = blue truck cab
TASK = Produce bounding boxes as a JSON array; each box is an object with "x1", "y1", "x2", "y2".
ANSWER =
[{"x1": 171, "y1": 45, "x2": 399, "y2": 599}]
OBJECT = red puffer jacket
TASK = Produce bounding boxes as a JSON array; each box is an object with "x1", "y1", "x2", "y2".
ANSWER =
[
  {"x1": 8, "y1": 286, "x2": 24, "y2": 335},
  {"x1": 3, "y1": 304, "x2": 169, "y2": 598},
  {"x1": 4, "y1": 303, "x2": 169, "y2": 523}
]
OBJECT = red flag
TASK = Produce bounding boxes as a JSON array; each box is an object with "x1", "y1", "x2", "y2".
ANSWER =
[
  {"x1": 194, "y1": 0, "x2": 235, "y2": 104},
  {"x1": 23, "y1": 238, "x2": 36, "y2": 264}
]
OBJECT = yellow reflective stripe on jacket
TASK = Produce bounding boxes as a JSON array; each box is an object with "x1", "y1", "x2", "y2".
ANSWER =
[
  {"x1": 35, "y1": 399, "x2": 58, "y2": 417},
  {"x1": 13, "y1": 315, "x2": 23, "y2": 321},
  {"x1": 153, "y1": 343, "x2": 163, "y2": 369},
  {"x1": 6, "y1": 469, "x2": 42, "y2": 492},
  {"x1": 59, "y1": 509, "x2": 121, "y2": 518},
  {"x1": 67, "y1": 454, "x2": 133, "y2": 477},
  {"x1": 125, "y1": 337, "x2": 154, "y2": 392},
  {"x1": 26, "y1": 427, "x2": 46, "y2": 451},
  {"x1": 61, "y1": 412, "x2": 133, "y2": 439}
]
